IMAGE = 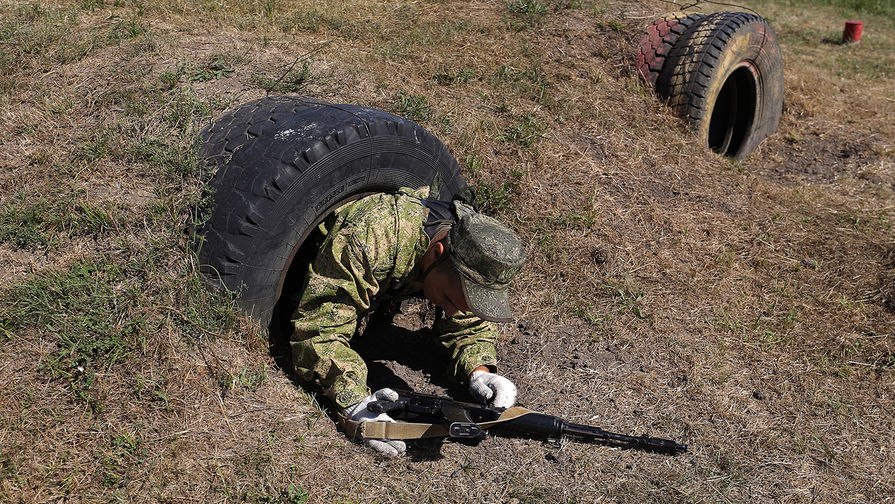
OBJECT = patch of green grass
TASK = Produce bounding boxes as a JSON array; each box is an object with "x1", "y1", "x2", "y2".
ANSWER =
[
  {"x1": 77, "y1": 134, "x2": 112, "y2": 162},
  {"x1": 1, "y1": 237, "x2": 239, "y2": 407},
  {"x1": 252, "y1": 60, "x2": 312, "y2": 93},
  {"x1": 221, "y1": 367, "x2": 268, "y2": 391},
  {"x1": 239, "y1": 482, "x2": 309, "y2": 504},
  {"x1": 100, "y1": 430, "x2": 145, "y2": 488},
  {"x1": 279, "y1": 8, "x2": 345, "y2": 33},
  {"x1": 0, "y1": 3, "x2": 80, "y2": 74},
  {"x1": 133, "y1": 137, "x2": 197, "y2": 177},
  {"x1": 533, "y1": 222, "x2": 562, "y2": 261},
  {"x1": 80, "y1": 0, "x2": 108, "y2": 11},
  {"x1": 164, "y1": 88, "x2": 212, "y2": 134},
  {"x1": 506, "y1": 0, "x2": 548, "y2": 27},
  {"x1": 508, "y1": 485, "x2": 554, "y2": 504},
  {"x1": 129, "y1": 89, "x2": 211, "y2": 179},
  {"x1": 830, "y1": 52, "x2": 895, "y2": 79},
  {"x1": 475, "y1": 180, "x2": 514, "y2": 213},
  {"x1": 716, "y1": 248, "x2": 737, "y2": 267},
  {"x1": 834, "y1": 211, "x2": 893, "y2": 233},
  {"x1": 373, "y1": 38, "x2": 410, "y2": 58},
  {"x1": 549, "y1": 190, "x2": 600, "y2": 230},
  {"x1": 188, "y1": 60, "x2": 233, "y2": 83},
  {"x1": 0, "y1": 192, "x2": 114, "y2": 248},
  {"x1": 498, "y1": 113, "x2": 545, "y2": 147},
  {"x1": 777, "y1": 25, "x2": 838, "y2": 46},
  {"x1": 238, "y1": 483, "x2": 309, "y2": 504},
  {"x1": 281, "y1": 484, "x2": 309, "y2": 504},
  {"x1": 160, "y1": 55, "x2": 238, "y2": 89},
  {"x1": 714, "y1": 296, "x2": 800, "y2": 350},
  {"x1": 0, "y1": 196, "x2": 48, "y2": 248},
  {"x1": 108, "y1": 14, "x2": 147, "y2": 45},
  {"x1": 57, "y1": 32, "x2": 104, "y2": 64},
  {"x1": 0, "y1": 261, "x2": 131, "y2": 407},
  {"x1": 462, "y1": 153, "x2": 485, "y2": 177},
  {"x1": 159, "y1": 67, "x2": 183, "y2": 90},
  {"x1": 571, "y1": 301, "x2": 603, "y2": 326},
  {"x1": 259, "y1": 0, "x2": 279, "y2": 19},
  {"x1": 391, "y1": 91, "x2": 434, "y2": 123},
  {"x1": 48, "y1": 97, "x2": 74, "y2": 115},
  {"x1": 433, "y1": 67, "x2": 480, "y2": 86},
  {"x1": 794, "y1": 0, "x2": 895, "y2": 17},
  {"x1": 595, "y1": 13, "x2": 624, "y2": 32},
  {"x1": 0, "y1": 319, "x2": 12, "y2": 340},
  {"x1": 162, "y1": 272, "x2": 241, "y2": 344},
  {"x1": 713, "y1": 305, "x2": 744, "y2": 333},
  {"x1": 403, "y1": 20, "x2": 471, "y2": 48},
  {"x1": 496, "y1": 64, "x2": 550, "y2": 103},
  {"x1": 133, "y1": 377, "x2": 172, "y2": 411},
  {"x1": 561, "y1": 210, "x2": 598, "y2": 229},
  {"x1": 602, "y1": 279, "x2": 648, "y2": 320}
]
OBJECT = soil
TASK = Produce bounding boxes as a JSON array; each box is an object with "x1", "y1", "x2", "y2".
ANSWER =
[
  {"x1": 761, "y1": 131, "x2": 884, "y2": 183},
  {"x1": 354, "y1": 299, "x2": 457, "y2": 397}
]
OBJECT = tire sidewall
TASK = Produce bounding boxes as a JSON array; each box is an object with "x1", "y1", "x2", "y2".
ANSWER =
[{"x1": 695, "y1": 21, "x2": 783, "y2": 157}]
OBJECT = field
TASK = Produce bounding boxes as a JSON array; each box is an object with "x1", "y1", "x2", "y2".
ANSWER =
[{"x1": 1, "y1": 0, "x2": 893, "y2": 502}]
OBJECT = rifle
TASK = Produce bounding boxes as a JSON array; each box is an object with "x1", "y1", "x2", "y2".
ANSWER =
[{"x1": 341, "y1": 390, "x2": 687, "y2": 455}]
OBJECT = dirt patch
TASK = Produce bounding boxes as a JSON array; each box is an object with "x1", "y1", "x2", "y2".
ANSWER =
[
  {"x1": 762, "y1": 131, "x2": 881, "y2": 183},
  {"x1": 354, "y1": 306, "x2": 632, "y2": 414},
  {"x1": 353, "y1": 299, "x2": 457, "y2": 396}
]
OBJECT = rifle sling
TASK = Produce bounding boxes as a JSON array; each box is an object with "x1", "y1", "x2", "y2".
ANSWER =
[{"x1": 340, "y1": 406, "x2": 534, "y2": 440}]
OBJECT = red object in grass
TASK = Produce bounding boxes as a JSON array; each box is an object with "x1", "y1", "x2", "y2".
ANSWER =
[{"x1": 843, "y1": 21, "x2": 864, "y2": 43}]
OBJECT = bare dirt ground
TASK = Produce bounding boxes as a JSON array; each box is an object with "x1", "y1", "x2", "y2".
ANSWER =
[{"x1": 1, "y1": 0, "x2": 893, "y2": 503}]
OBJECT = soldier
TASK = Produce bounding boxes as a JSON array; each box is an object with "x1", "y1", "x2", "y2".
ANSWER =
[{"x1": 290, "y1": 185, "x2": 526, "y2": 457}]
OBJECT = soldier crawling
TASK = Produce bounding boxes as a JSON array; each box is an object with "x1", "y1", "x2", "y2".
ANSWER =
[{"x1": 289, "y1": 185, "x2": 526, "y2": 457}]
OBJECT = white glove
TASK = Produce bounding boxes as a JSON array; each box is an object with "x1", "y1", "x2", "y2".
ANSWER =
[
  {"x1": 343, "y1": 388, "x2": 406, "y2": 458},
  {"x1": 468, "y1": 370, "x2": 517, "y2": 409}
]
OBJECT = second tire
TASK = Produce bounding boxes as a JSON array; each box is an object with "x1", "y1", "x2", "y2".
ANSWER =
[{"x1": 650, "y1": 11, "x2": 784, "y2": 159}]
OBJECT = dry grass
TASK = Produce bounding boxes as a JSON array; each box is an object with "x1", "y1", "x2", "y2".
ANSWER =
[{"x1": 1, "y1": 0, "x2": 893, "y2": 502}]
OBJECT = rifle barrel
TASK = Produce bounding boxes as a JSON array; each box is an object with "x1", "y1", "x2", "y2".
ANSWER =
[
  {"x1": 563, "y1": 422, "x2": 688, "y2": 454},
  {"x1": 498, "y1": 413, "x2": 686, "y2": 454}
]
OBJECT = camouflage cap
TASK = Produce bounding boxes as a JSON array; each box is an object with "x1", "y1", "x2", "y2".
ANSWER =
[{"x1": 445, "y1": 213, "x2": 527, "y2": 323}]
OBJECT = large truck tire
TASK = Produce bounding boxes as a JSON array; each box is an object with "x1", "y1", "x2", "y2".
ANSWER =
[
  {"x1": 197, "y1": 96, "x2": 470, "y2": 329},
  {"x1": 647, "y1": 11, "x2": 784, "y2": 159}
]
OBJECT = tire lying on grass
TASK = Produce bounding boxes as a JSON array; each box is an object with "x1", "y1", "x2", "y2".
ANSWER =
[
  {"x1": 639, "y1": 11, "x2": 784, "y2": 159},
  {"x1": 197, "y1": 96, "x2": 470, "y2": 330}
]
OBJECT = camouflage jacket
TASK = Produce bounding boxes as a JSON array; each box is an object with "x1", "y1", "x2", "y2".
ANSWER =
[{"x1": 290, "y1": 187, "x2": 499, "y2": 409}]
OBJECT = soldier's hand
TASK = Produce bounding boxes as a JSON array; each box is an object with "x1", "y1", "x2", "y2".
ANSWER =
[
  {"x1": 343, "y1": 388, "x2": 407, "y2": 458},
  {"x1": 469, "y1": 370, "x2": 517, "y2": 409}
]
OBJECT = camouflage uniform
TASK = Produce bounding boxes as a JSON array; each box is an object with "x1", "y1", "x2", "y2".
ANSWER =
[{"x1": 290, "y1": 187, "x2": 499, "y2": 409}]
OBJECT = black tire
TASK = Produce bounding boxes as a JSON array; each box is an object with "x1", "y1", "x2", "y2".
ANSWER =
[
  {"x1": 655, "y1": 11, "x2": 784, "y2": 159},
  {"x1": 197, "y1": 96, "x2": 470, "y2": 328}
]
